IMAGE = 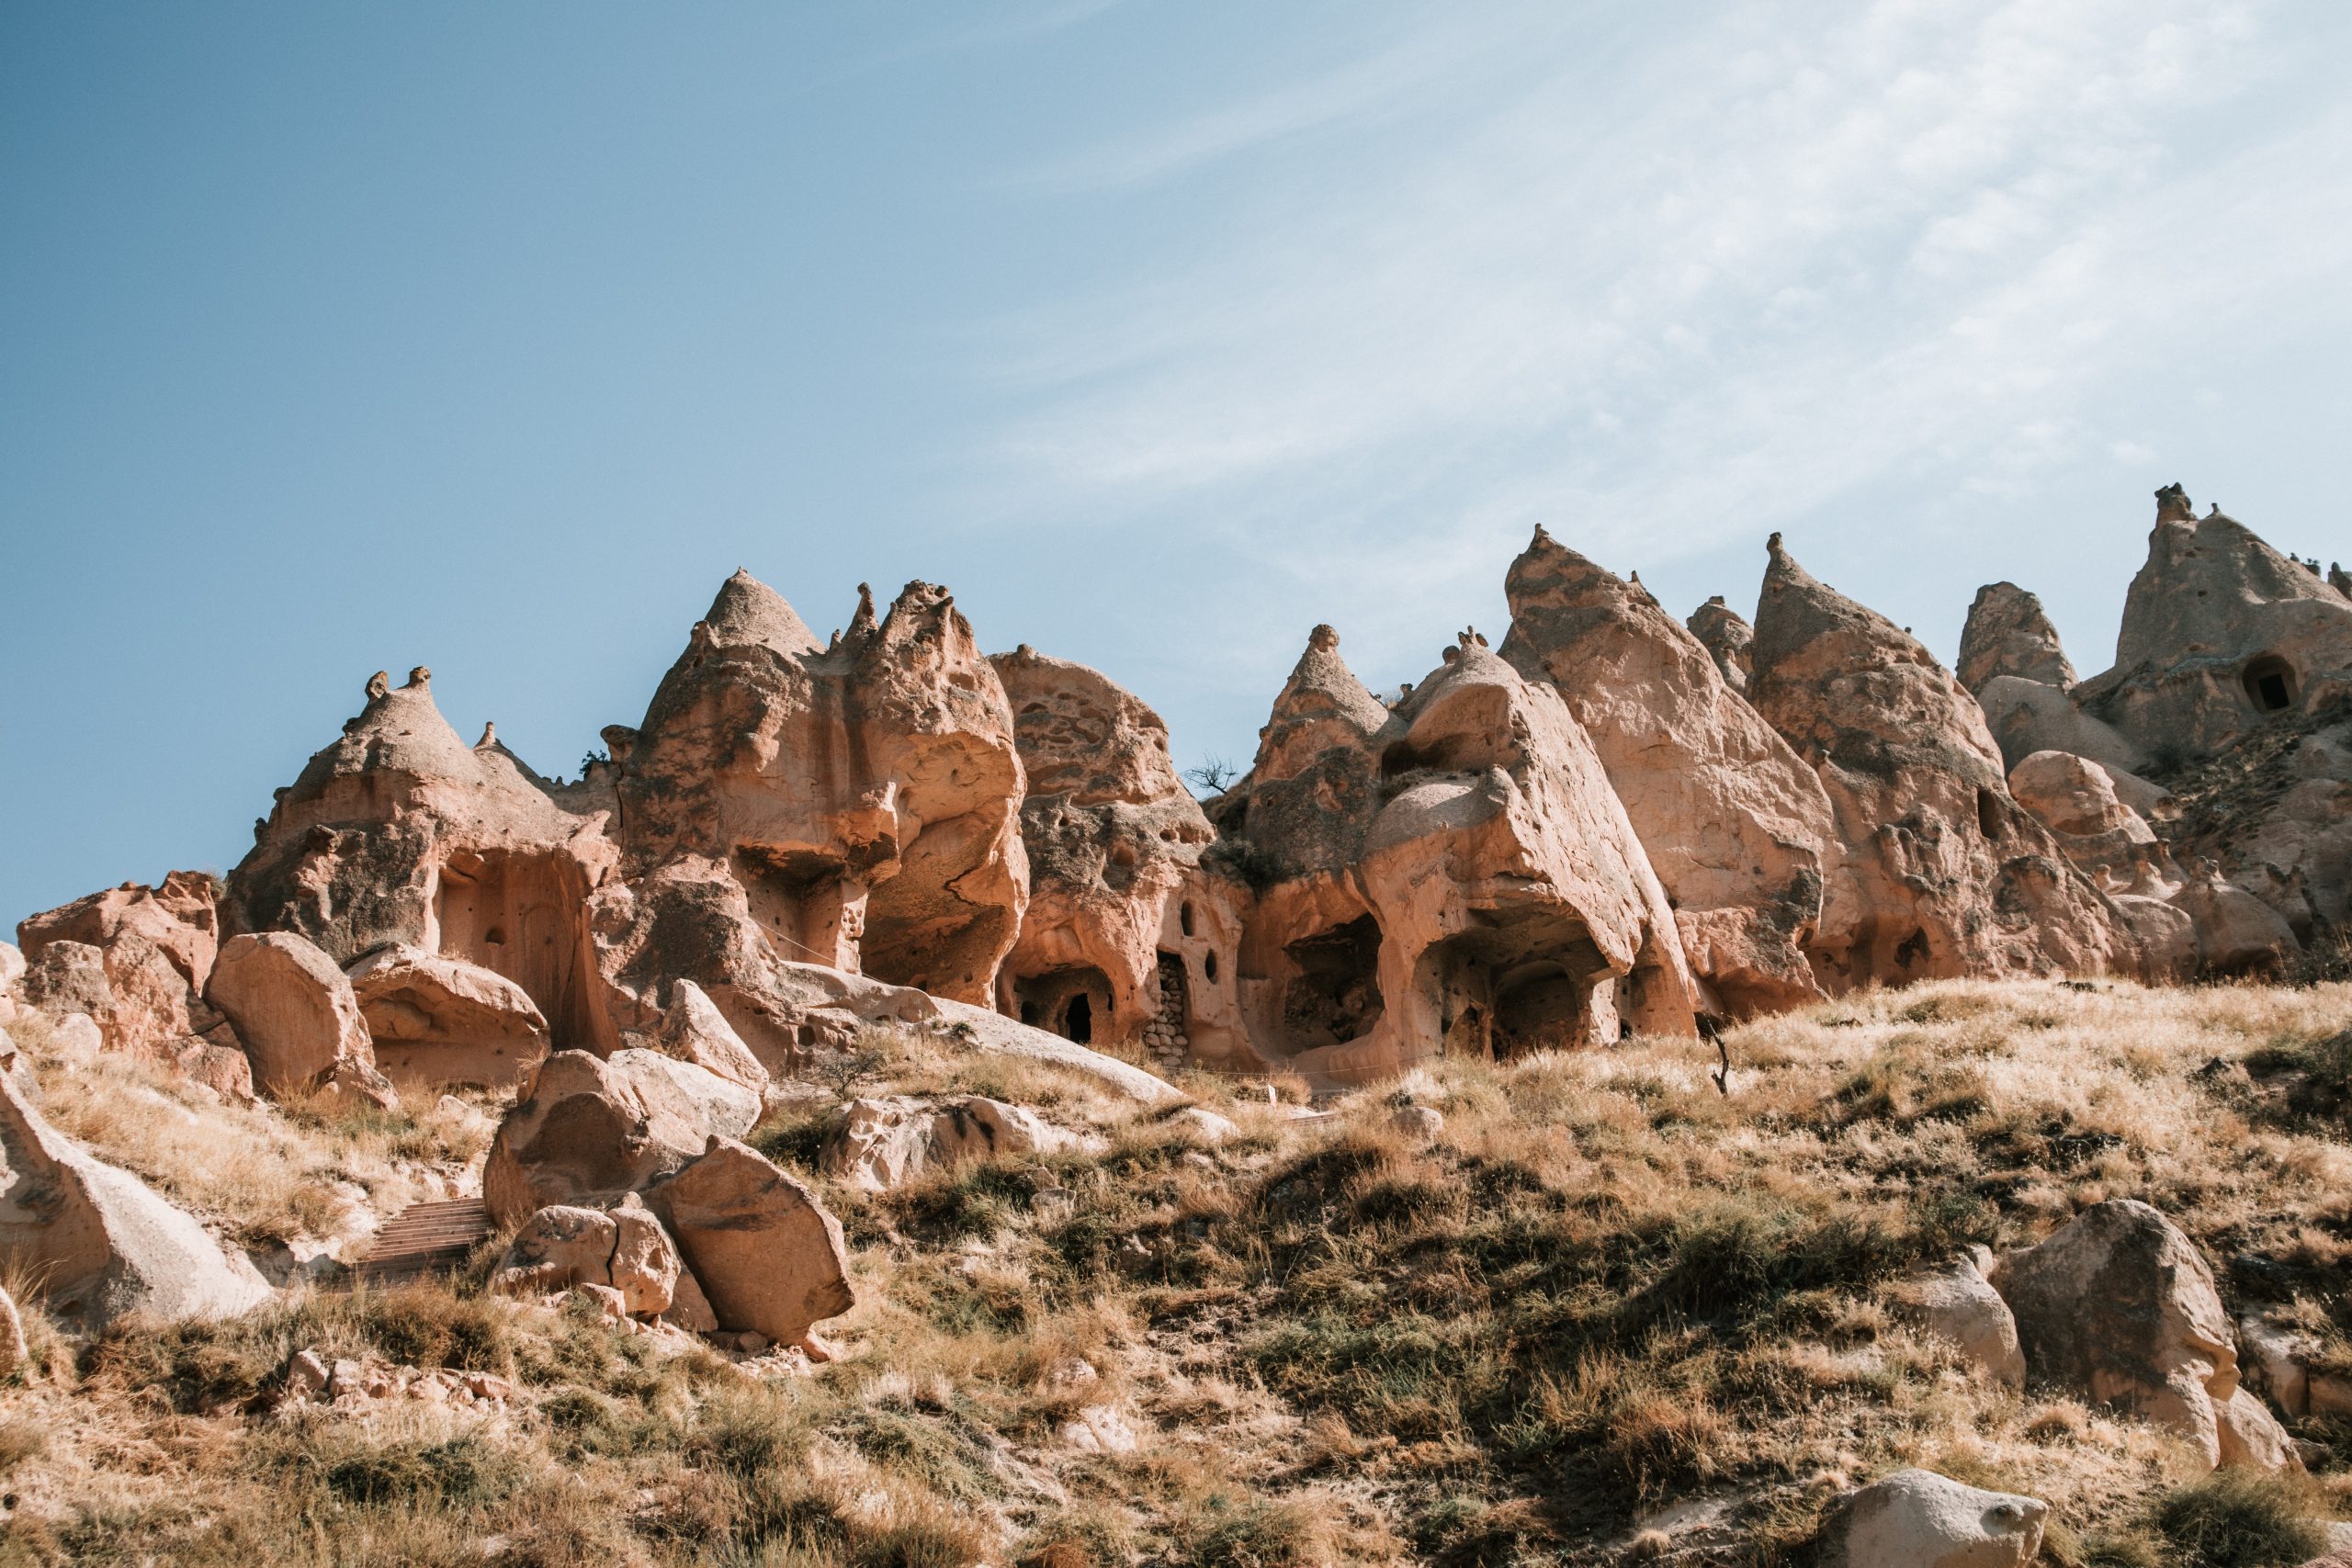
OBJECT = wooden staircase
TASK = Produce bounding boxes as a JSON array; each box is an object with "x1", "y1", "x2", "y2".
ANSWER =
[{"x1": 352, "y1": 1198, "x2": 492, "y2": 1284}]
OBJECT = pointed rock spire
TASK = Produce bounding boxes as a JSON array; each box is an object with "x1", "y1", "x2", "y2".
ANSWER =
[
  {"x1": 1958, "y1": 582, "x2": 2075, "y2": 694},
  {"x1": 702, "y1": 569, "x2": 822, "y2": 658},
  {"x1": 1253, "y1": 625, "x2": 1389, "y2": 784}
]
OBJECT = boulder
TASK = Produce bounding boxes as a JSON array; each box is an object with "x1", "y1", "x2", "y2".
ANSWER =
[
  {"x1": 1499, "y1": 529, "x2": 1842, "y2": 1014},
  {"x1": 1817, "y1": 1469, "x2": 2046, "y2": 1568},
  {"x1": 1973, "y1": 675, "x2": 2148, "y2": 777},
  {"x1": 345, "y1": 945, "x2": 550, "y2": 1090},
  {"x1": 1747, "y1": 536, "x2": 2136, "y2": 987},
  {"x1": 648, "y1": 1136, "x2": 854, "y2": 1347},
  {"x1": 0, "y1": 1069, "x2": 270, "y2": 1328},
  {"x1": 492, "y1": 1193, "x2": 680, "y2": 1316},
  {"x1": 208, "y1": 931, "x2": 379, "y2": 1097},
  {"x1": 15, "y1": 874, "x2": 224, "y2": 1063},
  {"x1": 652, "y1": 978, "x2": 768, "y2": 1089},
  {"x1": 2172, "y1": 867, "x2": 2301, "y2": 977},
  {"x1": 1893, "y1": 1250, "x2": 2024, "y2": 1389},
  {"x1": 2006, "y1": 751, "x2": 2171, "y2": 895},
  {"x1": 2216, "y1": 1385, "x2": 2301, "y2": 1472},
  {"x1": 1958, "y1": 581, "x2": 2076, "y2": 694},
  {"x1": 1996, "y1": 1199, "x2": 2278, "y2": 1469},
  {"x1": 821, "y1": 1094, "x2": 1094, "y2": 1192},
  {"x1": 18, "y1": 941, "x2": 114, "y2": 1026},
  {"x1": 481, "y1": 1049, "x2": 760, "y2": 1227}
]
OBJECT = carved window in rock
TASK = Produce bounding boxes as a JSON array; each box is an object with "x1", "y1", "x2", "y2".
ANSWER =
[{"x1": 2242, "y1": 655, "x2": 2296, "y2": 714}]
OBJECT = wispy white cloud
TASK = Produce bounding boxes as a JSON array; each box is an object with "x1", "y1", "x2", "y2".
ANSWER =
[{"x1": 963, "y1": 0, "x2": 2352, "y2": 723}]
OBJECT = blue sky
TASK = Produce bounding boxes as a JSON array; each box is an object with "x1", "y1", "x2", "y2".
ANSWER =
[{"x1": 6, "y1": 0, "x2": 2350, "y2": 927}]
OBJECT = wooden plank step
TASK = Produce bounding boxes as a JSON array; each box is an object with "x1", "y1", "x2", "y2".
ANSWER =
[{"x1": 353, "y1": 1199, "x2": 492, "y2": 1282}]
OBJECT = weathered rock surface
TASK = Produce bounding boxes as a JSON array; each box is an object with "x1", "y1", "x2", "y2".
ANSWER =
[
  {"x1": 1500, "y1": 529, "x2": 1840, "y2": 1014},
  {"x1": 1996, "y1": 1199, "x2": 2280, "y2": 1469},
  {"x1": 226, "y1": 667, "x2": 619, "y2": 1054},
  {"x1": 1817, "y1": 1469, "x2": 2046, "y2": 1568},
  {"x1": 617, "y1": 573, "x2": 1027, "y2": 1005},
  {"x1": 822, "y1": 1094, "x2": 1096, "y2": 1192},
  {"x1": 2076, "y1": 485, "x2": 2352, "y2": 758},
  {"x1": 0, "y1": 1069, "x2": 269, "y2": 1327},
  {"x1": 648, "y1": 1135, "x2": 854, "y2": 1347},
  {"x1": 651, "y1": 978, "x2": 768, "y2": 1089},
  {"x1": 1686, "y1": 595, "x2": 1755, "y2": 694},
  {"x1": 492, "y1": 1193, "x2": 680, "y2": 1316},
  {"x1": 482, "y1": 1049, "x2": 760, "y2": 1227},
  {"x1": 345, "y1": 944, "x2": 550, "y2": 1089},
  {"x1": 1220, "y1": 625, "x2": 1697, "y2": 1087},
  {"x1": 1748, "y1": 536, "x2": 2134, "y2": 987},
  {"x1": 15, "y1": 874, "x2": 226, "y2": 1062},
  {"x1": 1958, "y1": 582, "x2": 2075, "y2": 694},
  {"x1": 989, "y1": 647, "x2": 1238, "y2": 1065},
  {"x1": 1892, "y1": 1250, "x2": 2024, "y2": 1388},
  {"x1": 207, "y1": 931, "x2": 379, "y2": 1097}
]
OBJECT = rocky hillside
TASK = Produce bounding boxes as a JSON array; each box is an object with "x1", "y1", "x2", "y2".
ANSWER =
[
  {"x1": 3, "y1": 481, "x2": 2349, "y2": 1565},
  {"x1": 3, "y1": 976, "x2": 2352, "y2": 1565}
]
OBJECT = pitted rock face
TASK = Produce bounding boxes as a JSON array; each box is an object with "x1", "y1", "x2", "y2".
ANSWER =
[
  {"x1": 1222, "y1": 617, "x2": 1698, "y2": 1087},
  {"x1": 618, "y1": 572, "x2": 1028, "y2": 1004},
  {"x1": 1685, "y1": 595, "x2": 1756, "y2": 694},
  {"x1": 1958, "y1": 581, "x2": 2076, "y2": 694},
  {"x1": 1748, "y1": 536, "x2": 2133, "y2": 987},
  {"x1": 1499, "y1": 526, "x2": 1840, "y2": 1015},
  {"x1": 989, "y1": 649, "x2": 1220, "y2": 1055},
  {"x1": 17, "y1": 873, "x2": 224, "y2": 1061}
]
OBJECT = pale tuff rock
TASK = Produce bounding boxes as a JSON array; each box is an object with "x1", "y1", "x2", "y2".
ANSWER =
[
  {"x1": 647, "y1": 1135, "x2": 854, "y2": 1348},
  {"x1": 1685, "y1": 595, "x2": 1754, "y2": 694},
  {"x1": 1500, "y1": 528, "x2": 1840, "y2": 1015},
  {"x1": 1816, "y1": 1469, "x2": 2047, "y2": 1568},
  {"x1": 1891, "y1": 1249, "x2": 2024, "y2": 1389},
  {"x1": 1958, "y1": 581, "x2": 2076, "y2": 694},
  {"x1": 15, "y1": 873, "x2": 223, "y2": 1063},
  {"x1": 2006, "y1": 751, "x2": 2170, "y2": 894},
  {"x1": 652, "y1": 977, "x2": 769, "y2": 1089},
  {"x1": 493, "y1": 1193, "x2": 681, "y2": 1317},
  {"x1": 989, "y1": 647, "x2": 1238, "y2": 1066},
  {"x1": 2079, "y1": 484, "x2": 2352, "y2": 757},
  {"x1": 345, "y1": 944, "x2": 550, "y2": 1090},
  {"x1": 226, "y1": 665, "x2": 620, "y2": 1055},
  {"x1": 1221, "y1": 626, "x2": 1697, "y2": 1089},
  {"x1": 207, "y1": 931, "x2": 383, "y2": 1099},
  {"x1": 1973, "y1": 674, "x2": 2150, "y2": 778},
  {"x1": 620, "y1": 572, "x2": 1028, "y2": 1005},
  {"x1": 482, "y1": 1048, "x2": 760, "y2": 1228},
  {"x1": 1996, "y1": 1199, "x2": 2292, "y2": 1471},
  {"x1": 0, "y1": 1067, "x2": 270, "y2": 1328},
  {"x1": 820, "y1": 1093, "x2": 1099, "y2": 1193},
  {"x1": 2170, "y1": 866, "x2": 2301, "y2": 977},
  {"x1": 1748, "y1": 536, "x2": 2134, "y2": 987}
]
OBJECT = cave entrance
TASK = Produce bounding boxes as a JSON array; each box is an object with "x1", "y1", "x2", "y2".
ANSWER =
[
  {"x1": 858, "y1": 815, "x2": 1019, "y2": 1003},
  {"x1": 432, "y1": 850, "x2": 608, "y2": 1053},
  {"x1": 2243, "y1": 655, "x2": 2296, "y2": 714},
  {"x1": 1419, "y1": 908, "x2": 1605, "y2": 1061},
  {"x1": 1012, "y1": 965, "x2": 1114, "y2": 1045},
  {"x1": 733, "y1": 846, "x2": 865, "y2": 970},
  {"x1": 1278, "y1": 916, "x2": 1384, "y2": 1051}
]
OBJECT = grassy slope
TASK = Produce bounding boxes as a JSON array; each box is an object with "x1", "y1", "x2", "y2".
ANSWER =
[{"x1": 4, "y1": 977, "x2": 2351, "y2": 1566}]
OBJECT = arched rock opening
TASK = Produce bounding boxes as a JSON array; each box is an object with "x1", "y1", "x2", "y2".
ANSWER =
[
  {"x1": 1012, "y1": 964, "x2": 1114, "y2": 1045},
  {"x1": 1419, "y1": 908, "x2": 1611, "y2": 1060},
  {"x1": 432, "y1": 849, "x2": 610, "y2": 1053},
  {"x1": 1277, "y1": 916, "x2": 1385, "y2": 1052},
  {"x1": 2242, "y1": 654, "x2": 2297, "y2": 714}
]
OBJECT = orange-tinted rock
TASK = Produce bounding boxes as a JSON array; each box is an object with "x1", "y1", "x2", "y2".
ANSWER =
[
  {"x1": 208, "y1": 931, "x2": 381, "y2": 1098},
  {"x1": 1223, "y1": 626, "x2": 1696, "y2": 1087},
  {"x1": 345, "y1": 945, "x2": 550, "y2": 1091},
  {"x1": 1748, "y1": 536, "x2": 2134, "y2": 987},
  {"x1": 481, "y1": 1048, "x2": 760, "y2": 1227},
  {"x1": 989, "y1": 647, "x2": 1238, "y2": 1063},
  {"x1": 1499, "y1": 530, "x2": 1839, "y2": 1014},
  {"x1": 16, "y1": 873, "x2": 224, "y2": 1061},
  {"x1": 226, "y1": 669, "x2": 619, "y2": 1055},
  {"x1": 647, "y1": 1135, "x2": 854, "y2": 1347},
  {"x1": 618, "y1": 574, "x2": 1028, "y2": 1005}
]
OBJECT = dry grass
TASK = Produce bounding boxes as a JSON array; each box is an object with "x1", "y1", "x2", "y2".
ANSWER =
[
  {"x1": 6, "y1": 1009, "x2": 492, "y2": 1249},
  {"x1": 4, "y1": 976, "x2": 2350, "y2": 1564}
]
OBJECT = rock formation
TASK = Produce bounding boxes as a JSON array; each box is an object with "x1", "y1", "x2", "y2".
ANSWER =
[
  {"x1": 1817, "y1": 1469, "x2": 2047, "y2": 1568},
  {"x1": 2077, "y1": 485, "x2": 2352, "y2": 757},
  {"x1": 988, "y1": 647, "x2": 1241, "y2": 1066},
  {"x1": 0, "y1": 1069, "x2": 271, "y2": 1328},
  {"x1": 1995, "y1": 1199, "x2": 2293, "y2": 1471},
  {"x1": 1957, "y1": 581, "x2": 2075, "y2": 694},
  {"x1": 820, "y1": 1093, "x2": 1097, "y2": 1192},
  {"x1": 1216, "y1": 625, "x2": 1698, "y2": 1086},
  {"x1": 16, "y1": 873, "x2": 233, "y2": 1069},
  {"x1": 646, "y1": 1135, "x2": 854, "y2": 1348},
  {"x1": 207, "y1": 931, "x2": 392, "y2": 1103},
  {"x1": 482, "y1": 1049, "x2": 761, "y2": 1227},
  {"x1": 344, "y1": 944, "x2": 550, "y2": 1089},
  {"x1": 1747, "y1": 536, "x2": 2134, "y2": 987},
  {"x1": 1685, "y1": 595, "x2": 1754, "y2": 694},
  {"x1": 1500, "y1": 528, "x2": 1839, "y2": 1015}
]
